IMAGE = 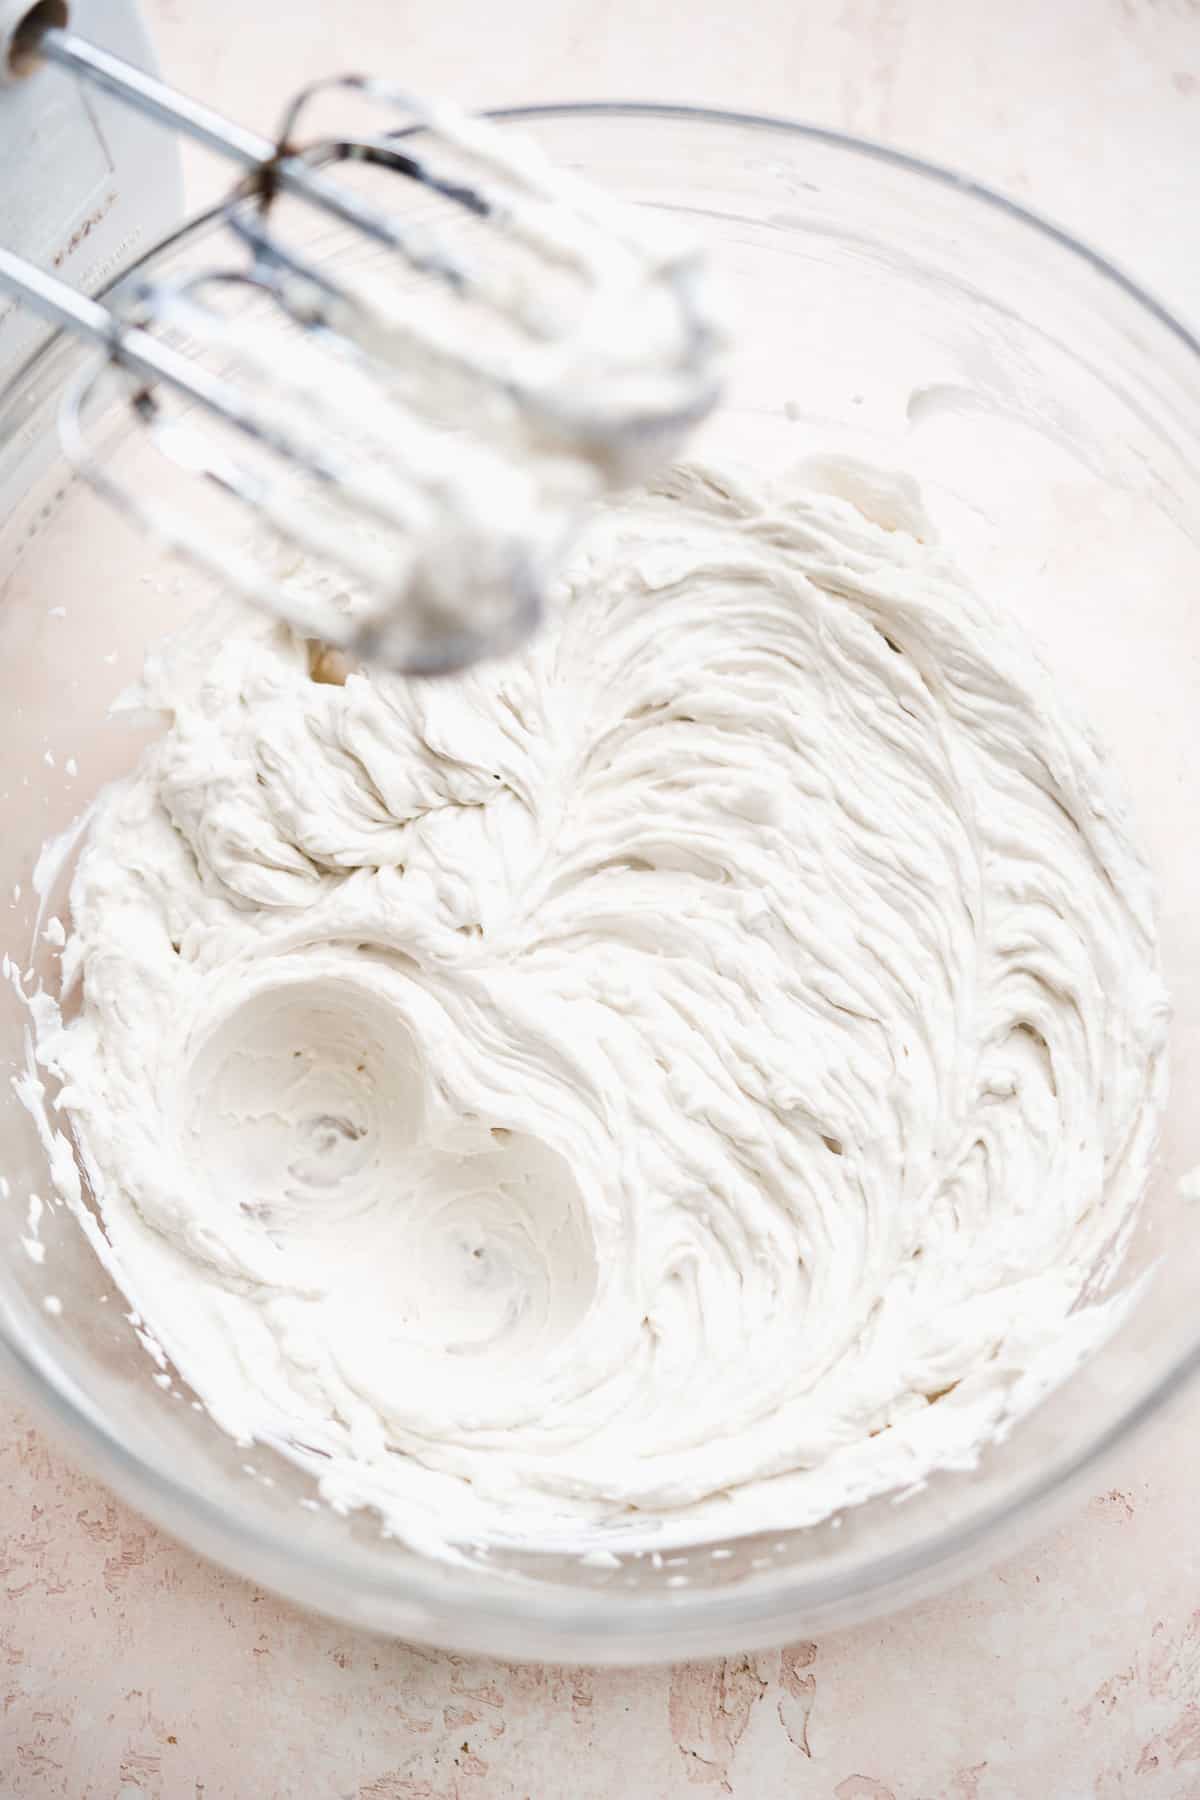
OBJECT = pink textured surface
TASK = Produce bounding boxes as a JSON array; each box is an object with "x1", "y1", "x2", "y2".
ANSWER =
[
  {"x1": 5, "y1": 1386, "x2": 1200, "y2": 1796},
  {"x1": 5, "y1": 0, "x2": 1200, "y2": 1792}
]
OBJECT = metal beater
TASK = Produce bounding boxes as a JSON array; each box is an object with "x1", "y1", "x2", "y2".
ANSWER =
[{"x1": 0, "y1": 2, "x2": 724, "y2": 672}]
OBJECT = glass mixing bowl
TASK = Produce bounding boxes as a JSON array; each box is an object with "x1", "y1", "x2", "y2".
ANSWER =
[{"x1": 2, "y1": 106, "x2": 1199, "y2": 1663}]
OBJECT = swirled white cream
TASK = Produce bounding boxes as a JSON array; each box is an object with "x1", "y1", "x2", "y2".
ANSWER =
[{"x1": 32, "y1": 459, "x2": 1168, "y2": 1552}]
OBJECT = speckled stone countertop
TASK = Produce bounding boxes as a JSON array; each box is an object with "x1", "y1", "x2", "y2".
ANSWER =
[{"x1": 4, "y1": 1, "x2": 1200, "y2": 1794}]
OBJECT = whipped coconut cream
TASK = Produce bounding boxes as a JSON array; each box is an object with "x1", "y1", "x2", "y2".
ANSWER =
[{"x1": 28, "y1": 458, "x2": 1168, "y2": 1551}]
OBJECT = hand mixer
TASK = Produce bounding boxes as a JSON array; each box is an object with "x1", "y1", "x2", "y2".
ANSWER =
[{"x1": 0, "y1": 1, "x2": 724, "y2": 673}]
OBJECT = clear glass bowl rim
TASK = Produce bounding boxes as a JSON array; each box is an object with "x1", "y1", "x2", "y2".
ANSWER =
[{"x1": 3, "y1": 100, "x2": 1199, "y2": 1653}]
